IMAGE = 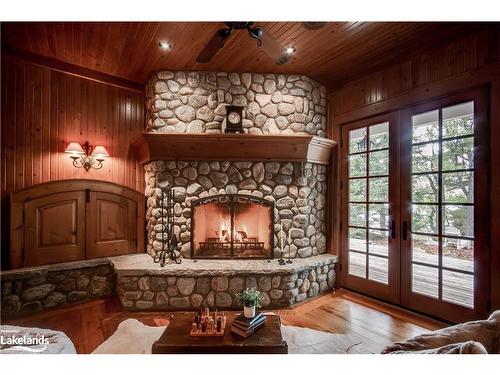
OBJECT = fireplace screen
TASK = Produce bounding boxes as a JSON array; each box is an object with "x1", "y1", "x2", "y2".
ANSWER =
[{"x1": 191, "y1": 194, "x2": 274, "y2": 259}]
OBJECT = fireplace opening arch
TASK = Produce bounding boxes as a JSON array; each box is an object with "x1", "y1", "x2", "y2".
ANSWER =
[{"x1": 191, "y1": 194, "x2": 274, "y2": 259}]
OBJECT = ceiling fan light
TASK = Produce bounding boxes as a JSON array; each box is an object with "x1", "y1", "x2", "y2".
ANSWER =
[
  {"x1": 159, "y1": 41, "x2": 171, "y2": 50},
  {"x1": 249, "y1": 27, "x2": 263, "y2": 39}
]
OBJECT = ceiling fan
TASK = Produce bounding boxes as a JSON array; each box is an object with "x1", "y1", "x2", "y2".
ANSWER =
[{"x1": 195, "y1": 22, "x2": 327, "y2": 65}]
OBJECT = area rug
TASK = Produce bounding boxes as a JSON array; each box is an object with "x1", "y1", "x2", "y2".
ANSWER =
[{"x1": 92, "y1": 318, "x2": 365, "y2": 354}]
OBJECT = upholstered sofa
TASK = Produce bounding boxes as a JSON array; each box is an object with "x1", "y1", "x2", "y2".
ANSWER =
[{"x1": 383, "y1": 311, "x2": 500, "y2": 354}]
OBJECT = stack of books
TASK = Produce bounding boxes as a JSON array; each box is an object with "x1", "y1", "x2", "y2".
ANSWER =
[{"x1": 230, "y1": 312, "x2": 267, "y2": 338}]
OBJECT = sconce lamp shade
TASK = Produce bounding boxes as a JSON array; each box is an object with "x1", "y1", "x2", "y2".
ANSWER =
[
  {"x1": 91, "y1": 146, "x2": 110, "y2": 159},
  {"x1": 65, "y1": 142, "x2": 85, "y2": 155}
]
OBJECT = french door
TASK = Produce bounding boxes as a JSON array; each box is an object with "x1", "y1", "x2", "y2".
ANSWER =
[
  {"x1": 340, "y1": 89, "x2": 490, "y2": 322},
  {"x1": 340, "y1": 113, "x2": 400, "y2": 304},
  {"x1": 400, "y1": 89, "x2": 490, "y2": 322}
]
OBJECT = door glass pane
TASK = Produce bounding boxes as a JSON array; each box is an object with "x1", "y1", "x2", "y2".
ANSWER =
[
  {"x1": 349, "y1": 228, "x2": 366, "y2": 252},
  {"x1": 369, "y1": 122, "x2": 389, "y2": 150},
  {"x1": 368, "y1": 255, "x2": 388, "y2": 284},
  {"x1": 369, "y1": 150, "x2": 388, "y2": 176},
  {"x1": 349, "y1": 154, "x2": 366, "y2": 177},
  {"x1": 443, "y1": 205, "x2": 474, "y2": 237},
  {"x1": 442, "y1": 101, "x2": 474, "y2": 138},
  {"x1": 443, "y1": 172, "x2": 474, "y2": 203},
  {"x1": 412, "y1": 143, "x2": 440, "y2": 172},
  {"x1": 442, "y1": 137, "x2": 474, "y2": 171},
  {"x1": 369, "y1": 229, "x2": 388, "y2": 256},
  {"x1": 410, "y1": 100, "x2": 477, "y2": 312},
  {"x1": 412, "y1": 204, "x2": 438, "y2": 234},
  {"x1": 368, "y1": 203, "x2": 389, "y2": 229},
  {"x1": 349, "y1": 252, "x2": 366, "y2": 278},
  {"x1": 442, "y1": 270, "x2": 474, "y2": 308},
  {"x1": 349, "y1": 127, "x2": 367, "y2": 153},
  {"x1": 349, "y1": 203, "x2": 366, "y2": 226},
  {"x1": 412, "y1": 109, "x2": 439, "y2": 143},
  {"x1": 442, "y1": 238, "x2": 474, "y2": 273},
  {"x1": 412, "y1": 264, "x2": 439, "y2": 299},
  {"x1": 369, "y1": 177, "x2": 388, "y2": 202},
  {"x1": 346, "y1": 120, "x2": 393, "y2": 290},
  {"x1": 412, "y1": 234, "x2": 438, "y2": 266},
  {"x1": 349, "y1": 179, "x2": 366, "y2": 202},
  {"x1": 412, "y1": 174, "x2": 439, "y2": 203}
]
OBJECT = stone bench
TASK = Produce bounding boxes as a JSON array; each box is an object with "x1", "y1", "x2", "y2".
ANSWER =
[
  {"x1": 111, "y1": 253, "x2": 338, "y2": 310},
  {"x1": 1, "y1": 258, "x2": 116, "y2": 318}
]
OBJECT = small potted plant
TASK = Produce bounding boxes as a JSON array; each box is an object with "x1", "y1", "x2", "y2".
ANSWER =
[{"x1": 236, "y1": 288, "x2": 262, "y2": 318}]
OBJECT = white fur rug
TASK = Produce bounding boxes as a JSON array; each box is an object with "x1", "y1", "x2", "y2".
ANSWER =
[
  {"x1": 92, "y1": 318, "x2": 364, "y2": 354},
  {"x1": 0, "y1": 325, "x2": 76, "y2": 354}
]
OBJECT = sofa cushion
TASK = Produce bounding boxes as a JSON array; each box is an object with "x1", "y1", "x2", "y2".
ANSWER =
[{"x1": 382, "y1": 310, "x2": 500, "y2": 354}]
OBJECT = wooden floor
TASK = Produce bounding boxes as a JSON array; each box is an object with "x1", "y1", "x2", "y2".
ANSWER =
[{"x1": 2, "y1": 289, "x2": 447, "y2": 354}]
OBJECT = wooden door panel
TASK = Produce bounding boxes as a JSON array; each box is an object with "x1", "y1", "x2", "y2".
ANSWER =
[
  {"x1": 96, "y1": 199, "x2": 128, "y2": 242},
  {"x1": 10, "y1": 179, "x2": 145, "y2": 269},
  {"x1": 86, "y1": 191, "x2": 137, "y2": 258},
  {"x1": 24, "y1": 192, "x2": 86, "y2": 266},
  {"x1": 38, "y1": 200, "x2": 78, "y2": 247}
]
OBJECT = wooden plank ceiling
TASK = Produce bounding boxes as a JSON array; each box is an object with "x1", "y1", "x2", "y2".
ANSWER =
[{"x1": 1, "y1": 22, "x2": 485, "y2": 88}]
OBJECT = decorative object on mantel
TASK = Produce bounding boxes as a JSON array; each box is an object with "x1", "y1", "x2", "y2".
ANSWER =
[
  {"x1": 64, "y1": 141, "x2": 109, "y2": 171},
  {"x1": 236, "y1": 288, "x2": 262, "y2": 319},
  {"x1": 224, "y1": 105, "x2": 244, "y2": 133},
  {"x1": 132, "y1": 133, "x2": 336, "y2": 165},
  {"x1": 190, "y1": 307, "x2": 227, "y2": 337},
  {"x1": 153, "y1": 189, "x2": 182, "y2": 266}
]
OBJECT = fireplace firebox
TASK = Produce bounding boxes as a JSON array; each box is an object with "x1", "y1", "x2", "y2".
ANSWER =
[{"x1": 191, "y1": 194, "x2": 274, "y2": 259}]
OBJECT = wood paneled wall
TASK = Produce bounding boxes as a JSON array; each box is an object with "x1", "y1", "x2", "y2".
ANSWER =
[
  {"x1": 327, "y1": 28, "x2": 500, "y2": 311},
  {"x1": 1, "y1": 55, "x2": 145, "y2": 196},
  {"x1": 1, "y1": 55, "x2": 145, "y2": 268},
  {"x1": 328, "y1": 29, "x2": 499, "y2": 124}
]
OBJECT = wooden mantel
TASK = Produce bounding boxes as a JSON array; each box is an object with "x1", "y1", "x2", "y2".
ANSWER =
[{"x1": 131, "y1": 133, "x2": 336, "y2": 165}]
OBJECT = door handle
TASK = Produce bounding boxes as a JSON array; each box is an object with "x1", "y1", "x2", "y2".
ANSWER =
[
  {"x1": 402, "y1": 221, "x2": 408, "y2": 241},
  {"x1": 390, "y1": 220, "x2": 396, "y2": 239}
]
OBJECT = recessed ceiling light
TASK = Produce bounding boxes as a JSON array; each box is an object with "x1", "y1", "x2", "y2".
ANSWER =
[
  {"x1": 285, "y1": 46, "x2": 296, "y2": 55},
  {"x1": 159, "y1": 41, "x2": 171, "y2": 50}
]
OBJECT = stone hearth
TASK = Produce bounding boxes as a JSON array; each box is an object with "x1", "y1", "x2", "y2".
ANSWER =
[{"x1": 113, "y1": 254, "x2": 337, "y2": 310}]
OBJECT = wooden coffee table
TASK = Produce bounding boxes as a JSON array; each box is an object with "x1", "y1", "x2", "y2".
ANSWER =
[{"x1": 152, "y1": 312, "x2": 288, "y2": 354}]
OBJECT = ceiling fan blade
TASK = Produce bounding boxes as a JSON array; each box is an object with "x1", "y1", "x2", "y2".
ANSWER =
[
  {"x1": 259, "y1": 29, "x2": 292, "y2": 65},
  {"x1": 196, "y1": 29, "x2": 229, "y2": 63},
  {"x1": 302, "y1": 22, "x2": 328, "y2": 30}
]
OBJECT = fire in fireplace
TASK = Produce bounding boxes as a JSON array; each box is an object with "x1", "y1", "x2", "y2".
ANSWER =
[{"x1": 191, "y1": 194, "x2": 274, "y2": 259}]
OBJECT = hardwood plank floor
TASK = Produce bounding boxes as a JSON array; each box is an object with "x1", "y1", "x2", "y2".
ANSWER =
[{"x1": 2, "y1": 289, "x2": 447, "y2": 354}]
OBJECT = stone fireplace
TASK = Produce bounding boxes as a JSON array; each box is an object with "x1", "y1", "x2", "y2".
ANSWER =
[
  {"x1": 192, "y1": 194, "x2": 274, "y2": 259},
  {"x1": 113, "y1": 70, "x2": 338, "y2": 311},
  {"x1": 144, "y1": 70, "x2": 329, "y2": 261}
]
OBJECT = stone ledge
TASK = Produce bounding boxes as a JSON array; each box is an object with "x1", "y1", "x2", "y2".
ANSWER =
[
  {"x1": 1, "y1": 257, "x2": 112, "y2": 280},
  {"x1": 1, "y1": 261, "x2": 116, "y2": 318},
  {"x1": 110, "y1": 253, "x2": 338, "y2": 277}
]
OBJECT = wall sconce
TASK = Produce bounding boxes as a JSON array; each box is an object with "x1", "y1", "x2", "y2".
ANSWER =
[{"x1": 65, "y1": 141, "x2": 109, "y2": 171}]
